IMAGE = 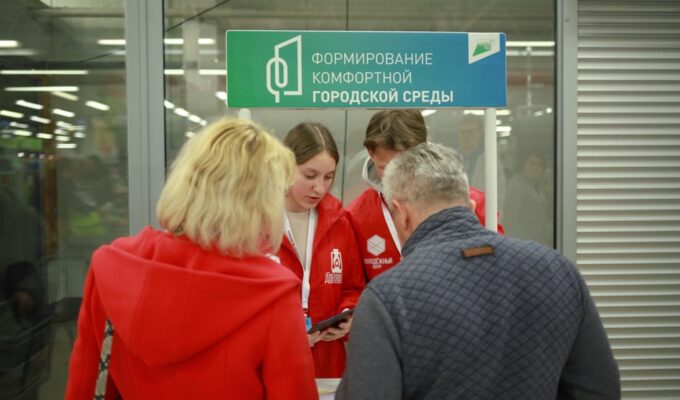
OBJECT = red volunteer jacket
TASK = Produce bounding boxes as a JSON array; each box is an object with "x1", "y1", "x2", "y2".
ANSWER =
[
  {"x1": 66, "y1": 227, "x2": 317, "y2": 400},
  {"x1": 347, "y1": 187, "x2": 504, "y2": 281},
  {"x1": 276, "y1": 194, "x2": 366, "y2": 378}
]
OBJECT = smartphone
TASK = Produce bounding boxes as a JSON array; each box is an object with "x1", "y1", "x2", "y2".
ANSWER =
[{"x1": 307, "y1": 308, "x2": 354, "y2": 334}]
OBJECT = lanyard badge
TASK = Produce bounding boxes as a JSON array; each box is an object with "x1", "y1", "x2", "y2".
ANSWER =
[{"x1": 284, "y1": 208, "x2": 318, "y2": 311}]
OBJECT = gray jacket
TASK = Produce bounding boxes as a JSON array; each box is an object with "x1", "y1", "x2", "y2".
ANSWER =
[{"x1": 337, "y1": 206, "x2": 619, "y2": 400}]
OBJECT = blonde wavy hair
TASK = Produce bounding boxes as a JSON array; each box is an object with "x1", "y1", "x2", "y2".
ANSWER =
[{"x1": 156, "y1": 117, "x2": 296, "y2": 256}]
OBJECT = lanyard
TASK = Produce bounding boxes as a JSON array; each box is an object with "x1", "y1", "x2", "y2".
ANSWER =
[
  {"x1": 284, "y1": 208, "x2": 317, "y2": 310},
  {"x1": 379, "y1": 193, "x2": 402, "y2": 254}
]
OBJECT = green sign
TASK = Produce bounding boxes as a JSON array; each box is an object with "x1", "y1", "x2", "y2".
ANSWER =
[{"x1": 226, "y1": 30, "x2": 506, "y2": 108}]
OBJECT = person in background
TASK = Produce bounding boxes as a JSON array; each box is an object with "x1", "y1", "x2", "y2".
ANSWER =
[
  {"x1": 457, "y1": 114, "x2": 507, "y2": 211},
  {"x1": 0, "y1": 184, "x2": 49, "y2": 400},
  {"x1": 346, "y1": 109, "x2": 503, "y2": 282},
  {"x1": 66, "y1": 118, "x2": 318, "y2": 400},
  {"x1": 503, "y1": 149, "x2": 553, "y2": 246},
  {"x1": 277, "y1": 122, "x2": 365, "y2": 378},
  {"x1": 337, "y1": 143, "x2": 619, "y2": 400}
]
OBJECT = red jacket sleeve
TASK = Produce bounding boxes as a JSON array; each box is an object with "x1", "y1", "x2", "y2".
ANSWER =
[
  {"x1": 470, "y1": 186, "x2": 505, "y2": 234},
  {"x1": 338, "y1": 216, "x2": 366, "y2": 312},
  {"x1": 262, "y1": 290, "x2": 318, "y2": 400}
]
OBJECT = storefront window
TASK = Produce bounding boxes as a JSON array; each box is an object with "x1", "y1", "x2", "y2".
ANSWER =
[
  {"x1": 163, "y1": 1, "x2": 555, "y2": 246},
  {"x1": 0, "y1": 1, "x2": 128, "y2": 398}
]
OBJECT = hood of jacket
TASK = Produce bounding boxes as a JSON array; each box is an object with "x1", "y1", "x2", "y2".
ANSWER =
[
  {"x1": 90, "y1": 227, "x2": 299, "y2": 367},
  {"x1": 361, "y1": 157, "x2": 383, "y2": 192}
]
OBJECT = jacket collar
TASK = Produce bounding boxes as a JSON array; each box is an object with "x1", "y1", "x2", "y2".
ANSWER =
[
  {"x1": 361, "y1": 157, "x2": 383, "y2": 192},
  {"x1": 402, "y1": 206, "x2": 485, "y2": 257},
  {"x1": 281, "y1": 194, "x2": 344, "y2": 255}
]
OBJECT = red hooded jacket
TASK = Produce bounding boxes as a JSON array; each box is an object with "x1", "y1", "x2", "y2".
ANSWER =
[
  {"x1": 276, "y1": 194, "x2": 366, "y2": 378},
  {"x1": 66, "y1": 227, "x2": 317, "y2": 400},
  {"x1": 347, "y1": 158, "x2": 503, "y2": 281}
]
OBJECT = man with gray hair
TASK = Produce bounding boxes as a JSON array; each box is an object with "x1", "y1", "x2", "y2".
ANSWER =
[{"x1": 336, "y1": 143, "x2": 619, "y2": 399}]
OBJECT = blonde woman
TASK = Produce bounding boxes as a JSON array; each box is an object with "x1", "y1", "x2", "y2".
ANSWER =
[{"x1": 66, "y1": 118, "x2": 318, "y2": 399}]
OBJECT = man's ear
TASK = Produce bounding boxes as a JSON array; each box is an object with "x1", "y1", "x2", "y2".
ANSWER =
[{"x1": 391, "y1": 199, "x2": 410, "y2": 227}]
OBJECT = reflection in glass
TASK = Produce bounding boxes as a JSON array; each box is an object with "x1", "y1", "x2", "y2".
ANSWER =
[{"x1": 0, "y1": 1, "x2": 127, "y2": 398}]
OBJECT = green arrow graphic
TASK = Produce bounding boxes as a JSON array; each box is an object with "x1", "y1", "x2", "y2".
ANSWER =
[{"x1": 473, "y1": 41, "x2": 492, "y2": 56}]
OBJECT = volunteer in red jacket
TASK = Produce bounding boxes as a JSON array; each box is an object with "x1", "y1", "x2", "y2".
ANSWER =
[
  {"x1": 277, "y1": 122, "x2": 366, "y2": 378},
  {"x1": 66, "y1": 118, "x2": 318, "y2": 400},
  {"x1": 347, "y1": 110, "x2": 504, "y2": 281}
]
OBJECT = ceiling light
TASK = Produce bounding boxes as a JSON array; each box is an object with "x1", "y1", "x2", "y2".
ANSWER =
[
  {"x1": 164, "y1": 69, "x2": 184, "y2": 75},
  {"x1": 174, "y1": 108, "x2": 189, "y2": 117},
  {"x1": 0, "y1": 49, "x2": 35, "y2": 56},
  {"x1": 55, "y1": 135, "x2": 70, "y2": 142},
  {"x1": 86, "y1": 101, "x2": 110, "y2": 111},
  {"x1": 10, "y1": 122, "x2": 29, "y2": 129},
  {"x1": 215, "y1": 91, "x2": 227, "y2": 101},
  {"x1": 98, "y1": 39, "x2": 126, "y2": 46},
  {"x1": 16, "y1": 100, "x2": 43, "y2": 110},
  {"x1": 198, "y1": 38, "x2": 215, "y2": 45},
  {"x1": 54, "y1": 128, "x2": 68, "y2": 135},
  {"x1": 1, "y1": 69, "x2": 88, "y2": 75},
  {"x1": 200, "y1": 120, "x2": 207, "y2": 127},
  {"x1": 57, "y1": 143, "x2": 77, "y2": 149},
  {"x1": 36, "y1": 133, "x2": 53, "y2": 139},
  {"x1": 421, "y1": 109, "x2": 437, "y2": 117},
  {"x1": 56, "y1": 121, "x2": 73, "y2": 129},
  {"x1": 13, "y1": 129, "x2": 32, "y2": 137},
  {"x1": 165, "y1": 49, "x2": 218, "y2": 56},
  {"x1": 199, "y1": 69, "x2": 226, "y2": 76},
  {"x1": 507, "y1": 50, "x2": 554, "y2": 57},
  {"x1": 5, "y1": 86, "x2": 79, "y2": 92},
  {"x1": 188, "y1": 114, "x2": 202, "y2": 123},
  {"x1": 53, "y1": 108, "x2": 75, "y2": 118},
  {"x1": 185, "y1": 131, "x2": 195, "y2": 138},
  {"x1": 163, "y1": 100, "x2": 175, "y2": 109},
  {"x1": 164, "y1": 38, "x2": 184, "y2": 45},
  {"x1": 0, "y1": 40, "x2": 19, "y2": 48},
  {"x1": 74, "y1": 132, "x2": 86, "y2": 138},
  {"x1": 30, "y1": 116, "x2": 51, "y2": 124},
  {"x1": 52, "y1": 91, "x2": 79, "y2": 101},
  {"x1": 506, "y1": 41, "x2": 555, "y2": 47},
  {"x1": 0, "y1": 110, "x2": 24, "y2": 119}
]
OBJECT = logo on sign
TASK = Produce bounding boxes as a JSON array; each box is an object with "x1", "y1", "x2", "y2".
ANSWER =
[
  {"x1": 468, "y1": 33, "x2": 501, "y2": 64},
  {"x1": 367, "y1": 234, "x2": 385, "y2": 256},
  {"x1": 266, "y1": 35, "x2": 303, "y2": 103}
]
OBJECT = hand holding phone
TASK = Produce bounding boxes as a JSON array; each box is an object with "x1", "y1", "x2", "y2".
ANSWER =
[{"x1": 306, "y1": 308, "x2": 354, "y2": 334}]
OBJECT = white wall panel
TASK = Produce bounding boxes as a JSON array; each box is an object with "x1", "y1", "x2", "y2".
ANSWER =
[{"x1": 577, "y1": 1, "x2": 680, "y2": 398}]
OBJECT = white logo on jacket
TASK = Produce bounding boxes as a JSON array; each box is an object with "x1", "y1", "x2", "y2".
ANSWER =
[
  {"x1": 367, "y1": 234, "x2": 385, "y2": 256},
  {"x1": 325, "y1": 248, "x2": 343, "y2": 284}
]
